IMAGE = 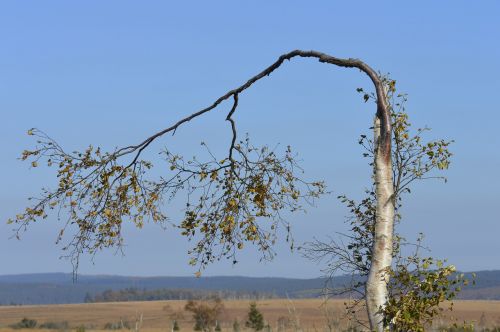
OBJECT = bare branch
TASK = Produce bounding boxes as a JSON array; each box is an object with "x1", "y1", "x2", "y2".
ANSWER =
[{"x1": 113, "y1": 50, "x2": 391, "y2": 165}]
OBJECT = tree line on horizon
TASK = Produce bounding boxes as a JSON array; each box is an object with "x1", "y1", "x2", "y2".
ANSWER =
[{"x1": 84, "y1": 287, "x2": 278, "y2": 303}]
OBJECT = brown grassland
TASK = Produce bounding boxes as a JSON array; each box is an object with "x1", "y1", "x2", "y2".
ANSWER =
[{"x1": 0, "y1": 299, "x2": 499, "y2": 331}]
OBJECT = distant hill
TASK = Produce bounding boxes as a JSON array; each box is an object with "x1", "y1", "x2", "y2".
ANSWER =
[
  {"x1": 0, "y1": 273, "x2": 332, "y2": 305},
  {"x1": 0, "y1": 271, "x2": 499, "y2": 305}
]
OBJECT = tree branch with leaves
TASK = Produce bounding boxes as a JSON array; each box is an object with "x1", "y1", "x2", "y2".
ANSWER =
[{"x1": 12, "y1": 50, "x2": 401, "y2": 331}]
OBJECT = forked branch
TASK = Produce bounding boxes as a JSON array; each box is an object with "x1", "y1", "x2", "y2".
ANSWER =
[{"x1": 116, "y1": 50, "x2": 392, "y2": 165}]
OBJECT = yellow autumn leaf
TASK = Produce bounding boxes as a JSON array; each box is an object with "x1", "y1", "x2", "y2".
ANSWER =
[{"x1": 225, "y1": 215, "x2": 235, "y2": 224}]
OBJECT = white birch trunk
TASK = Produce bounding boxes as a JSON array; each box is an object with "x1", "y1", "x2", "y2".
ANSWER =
[{"x1": 366, "y1": 114, "x2": 395, "y2": 331}]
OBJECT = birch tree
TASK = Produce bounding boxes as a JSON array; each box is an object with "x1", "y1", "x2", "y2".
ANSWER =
[
  {"x1": 12, "y1": 50, "x2": 398, "y2": 331},
  {"x1": 303, "y1": 87, "x2": 462, "y2": 330}
]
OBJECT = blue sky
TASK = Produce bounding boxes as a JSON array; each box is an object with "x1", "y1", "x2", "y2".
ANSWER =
[{"x1": 1, "y1": 1, "x2": 499, "y2": 278}]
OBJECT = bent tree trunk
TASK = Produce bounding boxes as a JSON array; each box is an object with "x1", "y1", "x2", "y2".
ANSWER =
[{"x1": 15, "y1": 50, "x2": 395, "y2": 331}]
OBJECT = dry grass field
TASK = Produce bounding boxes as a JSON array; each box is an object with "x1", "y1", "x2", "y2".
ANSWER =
[{"x1": 0, "y1": 299, "x2": 499, "y2": 331}]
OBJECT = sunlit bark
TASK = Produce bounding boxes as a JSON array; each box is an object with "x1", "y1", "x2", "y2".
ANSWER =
[{"x1": 366, "y1": 115, "x2": 395, "y2": 331}]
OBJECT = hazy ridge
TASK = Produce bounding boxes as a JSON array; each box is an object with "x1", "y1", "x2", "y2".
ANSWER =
[{"x1": 1, "y1": 271, "x2": 499, "y2": 305}]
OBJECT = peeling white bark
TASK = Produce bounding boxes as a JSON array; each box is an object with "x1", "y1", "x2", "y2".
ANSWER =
[{"x1": 366, "y1": 115, "x2": 395, "y2": 331}]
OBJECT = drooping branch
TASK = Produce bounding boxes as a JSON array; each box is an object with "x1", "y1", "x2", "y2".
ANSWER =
[
  {"x1": 12, "y1": 49, "x2": 397, "y2": 331},
  {"x1": 11, "y1": 50, "x2": 393, "y2": 272},
  {"x1": 225, "y1": 94, "x2": 239, "y2": 161}
]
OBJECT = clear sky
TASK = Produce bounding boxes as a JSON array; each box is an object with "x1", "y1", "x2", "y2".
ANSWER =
[{"x1": 1, "y1": 1, "x2": 499, "y2": 278}]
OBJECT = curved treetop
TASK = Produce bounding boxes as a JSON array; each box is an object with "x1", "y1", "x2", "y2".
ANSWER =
[{"x1": 11, "y1": 50, "x2": 391, "y2": 272}]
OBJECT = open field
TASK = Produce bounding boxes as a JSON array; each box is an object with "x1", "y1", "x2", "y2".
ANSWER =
[{"x1": 1, "y1": 299, "x2": 500, "y2": 331}]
